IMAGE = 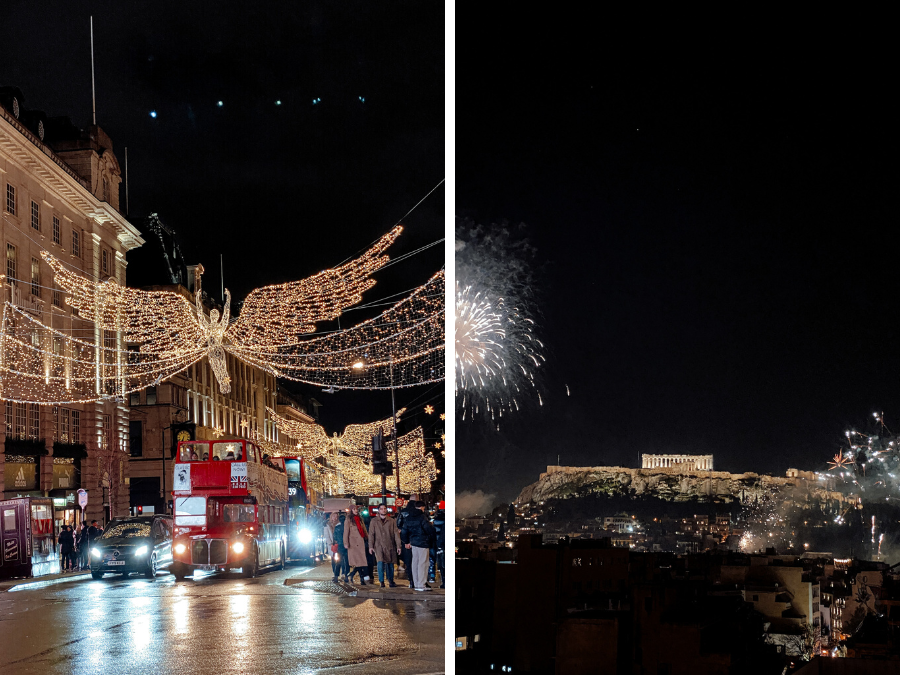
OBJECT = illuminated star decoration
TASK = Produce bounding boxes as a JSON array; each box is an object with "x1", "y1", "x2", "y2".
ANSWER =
[
  {"x1": 439, "y1": 413, "x2": 445, "y2": 420},
  {"x1": 0, "y1": 227, "x2": 445, "y2": 404},
  {"x1": 424, "y1": 404, "x2": 434, "y2": 414},
  {"x1": 212, "y1": 427, "x2": 224, "y2": 438},
  {"x1": 827, "y1": 450, "x2": 854, "y2": 471}
]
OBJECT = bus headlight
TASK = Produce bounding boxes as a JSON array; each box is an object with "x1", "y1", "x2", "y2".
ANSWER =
[
  {"x1": 232, "y1": 542, "x2": 245, "y2": 553},
  {"x1": 299, "y1": 529, "x2": 313, "y2": 544},
  {"x1": 134, "y1": 546, "x2": 148, "y2": 556},
  {"x1": 174, "y1": 543, "x2": 187, "y2": 555}
]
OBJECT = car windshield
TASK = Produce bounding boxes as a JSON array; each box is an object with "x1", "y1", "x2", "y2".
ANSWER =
[{"x1": 101, "y1": 522, "x2": 151, "y2": 539}]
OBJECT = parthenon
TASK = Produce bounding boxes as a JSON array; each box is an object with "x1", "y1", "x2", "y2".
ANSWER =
[{"x1": 641, "y1": 454, "x2": 713, "y2": 471}]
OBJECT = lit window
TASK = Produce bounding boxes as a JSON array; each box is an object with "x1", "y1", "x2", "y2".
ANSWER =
[
  {"x1": 31, "y1": 257, "x2": 40, "y2": 298},
  {"x1": 6, "y1": 244, "x2": 16, "y2": 287}
]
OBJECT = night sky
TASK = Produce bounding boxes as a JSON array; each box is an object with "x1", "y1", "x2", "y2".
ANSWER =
[
  {"x1": 457, "y1": 26, "x2": 898, "y2": 501},
  {"x1": 1, "y1": 1, "x2": 445, "y2": 438}
]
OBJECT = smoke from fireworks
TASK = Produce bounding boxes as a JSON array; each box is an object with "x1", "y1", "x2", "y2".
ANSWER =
[{"x1": 456, "y1": 219, "x2": 544, "y2": 421}]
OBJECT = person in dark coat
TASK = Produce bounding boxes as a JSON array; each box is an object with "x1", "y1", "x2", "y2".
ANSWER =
[
  {"x1": 396, "y1": 498, "x2": 418, "y2": 584},
  {"x1": 433, "y1": 507, "x2": 445, "y2": 588},
  {"x1": 76, "y1": 524, "x2": 89, "y2": 570},
  {"x1": 401, "y1": 501, "x2": 435, "y2": 592},
  {"x1": 333, "y1": 513, "x2": 350, "y2": 582},
  {"x1": 58, "y1": 526, "x2": 75, "y2": 572}
]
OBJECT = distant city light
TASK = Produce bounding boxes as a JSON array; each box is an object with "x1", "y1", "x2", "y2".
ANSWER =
[
  {"x1": 275, "y1": 100, "x2": 282, "y2": 106},
  {"x1": 149, "y1": 111, "x2": 157, "y2": 118},
  {"x1": 217, "y1": 101, "x2": 223, "y2": 107}
]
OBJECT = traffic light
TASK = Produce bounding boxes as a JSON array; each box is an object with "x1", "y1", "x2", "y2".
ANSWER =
[
  {"x1": 362, "y1": 509, "x2": 369, "y2": 517},
  {"x1": 372, "y1": 431, "x2": 392, "y2": 475},
  {"x1": 137, "y1": 505, "x2": 143, "y2": 515}
]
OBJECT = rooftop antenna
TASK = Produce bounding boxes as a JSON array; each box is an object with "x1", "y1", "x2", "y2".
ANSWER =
[
  {"x1": 124, "y1": 147, "x2": 129, "y2": 215},
  {"x1": 90, "y1": 16, "x2": 97, "y2": 126}
]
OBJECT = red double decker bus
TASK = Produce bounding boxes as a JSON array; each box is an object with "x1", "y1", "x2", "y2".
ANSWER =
[{"x1": 169, "y1": 439, "x2": 288, "y2": 579}]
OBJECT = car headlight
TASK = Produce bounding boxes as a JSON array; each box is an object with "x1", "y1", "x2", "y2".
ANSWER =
[
  {"x1": 174, "y1": 543, "x2": 186, "y2": 555},
  {"x1": 299, "y1": 529, "x2": 313, "y2": 544},
  {"x1": 91, "y1": 548, "x2": 101, "y2": 558},
  {"x1": 134, "y1": 545, "x2": 148, "y2": 556},
  {"x1": 232, "y1": 542, "x2": 245, "y2": 553}
]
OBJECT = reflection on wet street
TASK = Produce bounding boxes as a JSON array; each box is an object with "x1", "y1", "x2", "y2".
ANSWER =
[{"x1": 0, "y1": 566, "x2": 444, "y2": 674}]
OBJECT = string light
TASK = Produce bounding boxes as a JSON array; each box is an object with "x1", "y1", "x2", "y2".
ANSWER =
[
  {"x1": 0, "y1": 228, "x2": 444, "y2": 403},
  {"x1": 266, "y1": 407, "x2": 436, "y2": 495}
]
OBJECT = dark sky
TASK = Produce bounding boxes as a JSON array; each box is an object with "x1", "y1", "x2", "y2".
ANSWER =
[
  {"x1": 1, "y1": 1, "x2": 445, "y2": 437},
  {"x1": 458, "y1": 25, "x2": 898, "y2": 500}
]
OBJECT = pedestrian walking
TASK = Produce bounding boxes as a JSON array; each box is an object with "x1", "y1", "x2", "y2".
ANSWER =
[
  {"x1": 401, "y1": 501, "x2": 435, "y2": 592},
  {"x1": 334, "y1": 512, "x2": 350, "y2": 582},
  {"x1": 343, "y1": 504, "x2": 369, "y2": 585},
  {"x1": 323, "y1": 512, "x2": 341, "y2": 582},
  {"x1": 58, "y1": 526, "x2": 75, "y2": 572},
  {"x1": 433, "y1": 504, "x2": 445, "y2": 588},
  {"x1": 368, "y1": 504, "x2": 401, "y2": 588}
]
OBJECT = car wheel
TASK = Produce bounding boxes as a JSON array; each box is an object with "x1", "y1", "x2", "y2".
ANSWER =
[
  {"x1": 145, "y1": 554, "x2": 158, "y2": 578},
  {"x1": 91, "y1": 571, "x2": 103, "y2": 580}
]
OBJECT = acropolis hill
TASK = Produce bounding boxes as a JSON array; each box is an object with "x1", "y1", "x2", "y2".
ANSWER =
[{"x1": 515, "y1": 464, "x2": 850, "y2": 506}]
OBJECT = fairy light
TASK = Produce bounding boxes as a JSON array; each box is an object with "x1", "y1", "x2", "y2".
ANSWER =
[
  {"x1": 267, "y1": 407, "x2": 436, "y2": 495},
  {"x1": 1, "y1": 227, "x2": 444, "y2": 403}
]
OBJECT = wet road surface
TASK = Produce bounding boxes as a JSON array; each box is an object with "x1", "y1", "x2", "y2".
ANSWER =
[{"x1": 0, "y1": 564, "x2": 444, "y2": 675}]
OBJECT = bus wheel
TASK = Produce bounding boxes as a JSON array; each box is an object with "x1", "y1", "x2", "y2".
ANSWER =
[
  {"x1": 144, "y1": 554, "x2": 158, "y2": 579},
  {"x1": 91, "y1": 571, "x2": 103, "y2": 580},
  {"x1": 242, "y1": 547, "x2": 259, "y2": 578}
]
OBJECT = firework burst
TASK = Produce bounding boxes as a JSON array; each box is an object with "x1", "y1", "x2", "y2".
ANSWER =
[{"x1": 456, "y1": 219, "x2": 544, "y2": 421}]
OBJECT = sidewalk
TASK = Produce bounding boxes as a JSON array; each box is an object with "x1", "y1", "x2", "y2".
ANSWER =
[
  {"x1": 0, "y1": 569, "x2": 92, "y2": 593},
  {"x1": 285, "y1": 561, "x2": 444, "y2": 602}
]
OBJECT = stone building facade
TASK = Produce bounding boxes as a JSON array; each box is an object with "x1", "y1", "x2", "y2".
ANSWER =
[
  {"x1": 0, "y1": 88, "x2": 144, "y2": 527},
  {"x1": 641, "y1": 454, "x2": 713, "y2": 470}
]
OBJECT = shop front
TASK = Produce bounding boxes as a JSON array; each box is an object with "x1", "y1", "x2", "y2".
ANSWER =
[{"x1": 49, "y1": 443, "x2": 87, "y2": 530}]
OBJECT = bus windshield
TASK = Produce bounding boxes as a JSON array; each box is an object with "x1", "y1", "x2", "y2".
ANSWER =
[{"x1": 175, "y1": 497, "x2": 206, "y2": 526}]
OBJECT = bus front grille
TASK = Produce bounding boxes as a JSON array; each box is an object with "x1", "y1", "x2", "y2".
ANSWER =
[
  {"x1": 191, "y1": 540, "x2": 209, "y2": 565},
  {"x1": 210, "y1": 540, "x2": 227, "y2": 564}
]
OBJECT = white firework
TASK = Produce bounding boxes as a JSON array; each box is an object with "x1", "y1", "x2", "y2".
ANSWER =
[{"x1": 456, "y1": 219, "x2": 544, "y2": 421}]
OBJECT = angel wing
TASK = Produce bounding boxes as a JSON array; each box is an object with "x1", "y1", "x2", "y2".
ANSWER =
[
  {"x1": 43, "y1": 252, "x2": 206, "y2": 354},
  {"x1": 226, "y1": 226, "x2": 402, "y2": 348},
  {"x1": 0, "y1": 254, "x2": 207, "y2": 404}
]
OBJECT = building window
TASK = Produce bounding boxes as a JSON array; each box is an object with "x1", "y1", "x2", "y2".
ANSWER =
[
  {"x1": 31, "y1": 201, "x2": 40, "y2": 231},
  {"x1": 129, "y1": 390, "x2": 141, "y2": 406},
  {"x1": 6, "y1": 184, "x2": 15, "y2": 215},
  {"x1": 6, "y1": 244, "x2": 17, "y2": 286},
  {"x1": 71, "y1": 410, "x2": 80, "y2": 444},
  {"x1": 101, "y1": 249, "x2": 109, "y2": 276},
  {"x1": 31, "y1": 258, "x2": 40, "y2": 298},
  {"x1": 29, "y1": 405, "x2": 39, "y2": 440},
  {"x1": 72, "y1": 230, "x2": 80, "y2": 258},
  {"x1": 146, "y1": 386, "x2": 157, "y2": 406},
  {"x1": 129, "y1": 420, "x2": 143, "y2": 457},
  {"x1": 52, "y1": 215, "x2": 60, "y2": 245},
  {"x1": 58, "y1": 408, "x2": 70, "y2": 443},
  {"x1": 52, "y1": 285, "x2": 62, "y2": 308}
]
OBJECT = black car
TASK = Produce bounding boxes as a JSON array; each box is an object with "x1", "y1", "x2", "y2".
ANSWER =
[{"x1": 90, "y1": 515, "x2": 174, "y2": 579}]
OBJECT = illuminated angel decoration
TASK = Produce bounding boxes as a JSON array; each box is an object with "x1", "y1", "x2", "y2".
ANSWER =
[
  {"x1": 266, "y1": 406, "x2": 436, "y2": 494},
  {"x1": 0, "y1": 226, "x2": 445, "y2": 404}
]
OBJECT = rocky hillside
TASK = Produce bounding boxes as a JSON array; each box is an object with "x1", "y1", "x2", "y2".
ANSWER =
[{"x1": 516, "y1": 465, "x2": 848, "y2": 505}]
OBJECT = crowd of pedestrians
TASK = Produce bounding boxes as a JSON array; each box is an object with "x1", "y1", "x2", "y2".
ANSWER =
[
  {"x1": 57, "y1": 520, "x2": 103, "y2": 572},
  {"x1": 323, "y1": 496, "x2": 445, "y2": 591}
]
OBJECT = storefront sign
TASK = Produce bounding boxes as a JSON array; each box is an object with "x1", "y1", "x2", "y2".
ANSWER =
[
  {"x1": 4, "y1": 456, "x2": 37, "y2": 491},
  {"x1": 52, "y1": 458, "x2": 76, "y2": 490}
]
